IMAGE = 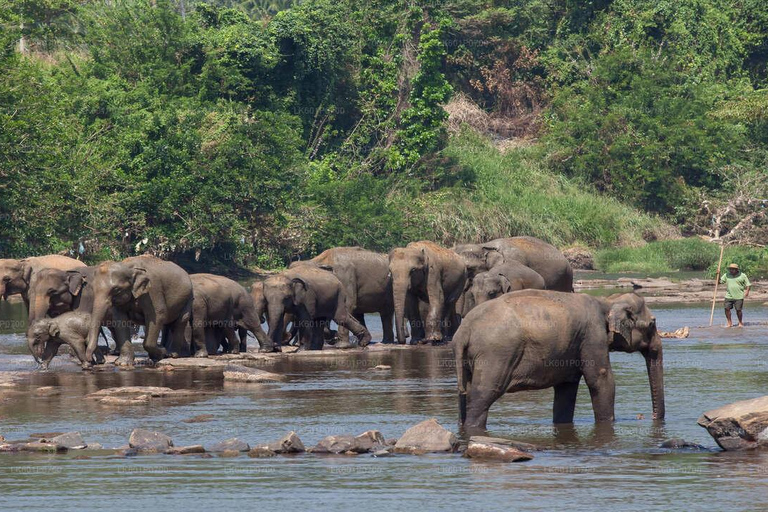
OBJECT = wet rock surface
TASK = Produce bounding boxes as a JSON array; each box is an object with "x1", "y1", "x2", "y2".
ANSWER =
[
  {"x1": 394, "y1": 419, "x2": 458, "y2": 454},
  {"x1": 464, "y1": 441, "x2": 534, "y2": 462},
  {"x1": 128, "y1": 429, "x2": 174, "y2": 453},
  {"x1": 310, "y1": 430, "x2": 386, "y2": 454},
  {"x1": 222, "y1": 365, "x2": 286, "y2": 383},
  {"x1": 261, "y1": 431, "x2": 305, "y2": 454},
  {"x1": 660, "y1": 438, "x2": 708, "y2": 450},
  {"x1": 698, "y1": 396, "x2": 768, "y2": 451},
  {"x1": 468, "y1": 436, "x2": 539, "y2": 452},
  {"x1": 45, "y1": 432, "x2": 87, "y2": 449},
  {"x1": 166, "y1": 445, "x2": 206, "y2": 455},
  {"x1": 210, "y1": 438, "x2": 251, "y2": 452},
  {"x1": 248, "y1": 447, "x2": 277, "y2": 458}
]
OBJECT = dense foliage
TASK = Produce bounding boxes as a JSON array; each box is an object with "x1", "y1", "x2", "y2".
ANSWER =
[{"x1": 2, "y1": 0, "x2": 767, "y2": 269}]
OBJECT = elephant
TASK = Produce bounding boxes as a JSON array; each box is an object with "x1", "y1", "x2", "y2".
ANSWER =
[
  {"x1": 290, "y1": 247, "x2": 394, "y2": 346},
  {"x1": 0, "y1": 255, "x2": 86, "y2": 322},
  {"x1": 28, "y1": 311, "x2": 105, "y2": 370},
  {"x1": 388, "y1": 241, "x2": 467, "y2": 344},
  {"x1": 189, "y1": 274, "x2": 268, "y2": 355},
  {"x1": 454, "y1": 290, "x2": 665, "y2": 433},
  {"x1": 261, "y1": 265, "x2": 372, "y2": 352},
  {"x1": 453, "y1": 236, "x2": 573, "y2": 292},
  {"x1": 84, "y1": 255, "x2": 194, "y2": 365},
  {"x1": 458, "y1": 261, "x2": 546, "y2": 316}
]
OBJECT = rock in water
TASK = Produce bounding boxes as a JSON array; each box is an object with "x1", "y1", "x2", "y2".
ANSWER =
[
  {"x1": 264, "y1": 431, "x2": 305, "y2": 454},
  {"x1": 468, "y1": 436, "x2": 539, "y2": 452},
  {"x1": 128, "y1": 429, "x2": 174, "y2": 453},
  {"x1": 248, "y1": 447, "x2": 277, "y2": 458},
  {"x1": 210, "y1": 438, "x2": 250, "y2": 452},
  {"x1": 223, "y1": 365, "x2": 286, "y2": 383},
  {"x1": 464, "y1": 441, "x2": 533, "y2": 462},
  {"x1": 698, "y1": 396, "x2": 768, "y2": 451},
  {"x1": 47, "y1": 432, "x2": 87, "y2": 449},
  {"x1": 394, "y1": 419, "x2": 458, "y2": 454},
  {"x1": 353, "y1": 430, "x2": 387, "y2": 453},
  {"x1": 310, "y1": 435, "x2": 356, "y2": 454},
  {"x1": 660, "y1": 438, "x2": 707, "y2": 450},
  {"x1": 310, "y1": 430, "x2": 387, "y2": 454},
  {"x1": 166, "y1": 445, "x2": 206, "y2": 455}
]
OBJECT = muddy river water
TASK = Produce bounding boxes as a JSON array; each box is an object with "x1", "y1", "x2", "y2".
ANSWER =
[{"x1": 0, "y1": 299, "x2": 767, "y2": 511}]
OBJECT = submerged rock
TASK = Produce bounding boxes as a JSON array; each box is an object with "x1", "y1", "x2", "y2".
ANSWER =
[
  {"x1": 660, "y1": 438, "x2": 707, "y2": 450},
  {"x1": 468, "y1": 436, "x2": 539, "y2": 452},
  {"x1": 210, "y1": 438, "x2": 250, "y2": 452},
  {"x1": 128, "y1": 428, "x2": 174, "y2": 453},
  {"x1": 88, "y1": 386, "x2": 203, "y2": 398},
  {"x1": 248, "y1": 446, "x2": 277, "y2": 458},
  {"x1": 698, "y1": 396, "x2": 768, "y2": 451},
  {"x1": 182, "y1": 414, "x2": 215, "y2": 423},
  {"x1": 464, "y1": 441, "x2": 533, "y2": 462},
  {"x1": 166, "y1": 445, "x2": 206, "y2": 455},
  {"x1": 20, "y1": 441, "x2": 66, "y2": 453},
  {"x1": 98, "y1": 395, "x2": 151, "y2": 406},
  {"x1": 46, "y1": 432, "x2": 87, "y2": 450},
  {"x1": 222, "y1": 365, "x2": 286, "y2": 383},
  {"x1": 394, "y1": 419, "x2": 458, "y2": 454}
]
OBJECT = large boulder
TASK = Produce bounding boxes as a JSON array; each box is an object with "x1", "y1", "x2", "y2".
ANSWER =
[
  {"x1": 46, "y1": 432, "x2": 87, "y2": 450},
  {"x1": 394, "y1": 419, "x2": 458, "y2": 454},
  {"x1": 698, "y1": 396, "x2": 768, "y2": 451},
  {"x1": 464, "y1": 440, "x2": 533, "y2": 462},
  {"x1": 128, "y1": 429, "x2": 174, "y2": 453}
]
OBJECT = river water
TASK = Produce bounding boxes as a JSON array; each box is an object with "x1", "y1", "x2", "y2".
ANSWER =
[{"x1": 0, "y1": 299, "x2": 767, "y2": 511}]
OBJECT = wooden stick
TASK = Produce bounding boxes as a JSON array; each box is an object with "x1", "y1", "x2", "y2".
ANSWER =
[{"x1": 709, "y1": 244, "x2": 725, "y2": 326}]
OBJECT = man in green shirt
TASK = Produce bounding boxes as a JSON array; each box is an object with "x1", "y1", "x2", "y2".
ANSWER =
[{"x1": 720, "y1": 263, "x2": 751, "y2": 328}]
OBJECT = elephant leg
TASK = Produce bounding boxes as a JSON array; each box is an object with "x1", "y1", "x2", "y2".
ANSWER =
[
  {"x1": 222, "y1": 326, "x2": 238, "y2": 354},
  {"x1": 381, "y1": 311, "x2": 395, "y2": 344},
  {"x1": 170, "y1": 301, "x2": 194, "y2": 358},
  {"x1": 553, "y1": 380, "x2": 581, "y2": 424},
  {"x1": 236, "y1": 327, "x2": 247, "y2": 354},
  {"x1": 204, "y1": 328, "x2": 220, "y2": 355},
  {"x1": 464, "y1": 386, "x2": 504, "y2": 434},
  {"x1": 583, "y1": 360, "x2": 616, "y2": 423},
  {"x1": 110, "y1": 310, "x2": 135, "y2": 366},
  {"x1": 192, "y1": 301, "x2": 208, "y2": 356},
  {"x1": 309, "y1": 323, "x2": 325, "y2": 351},
  {"x1": 408, "y1": 298, "x2": 426, "y2": 344},
  {"x1": 142, "y1": 317, "x2": 166, "y2": 362},
  {"x1": 336, "y1": 313, "x2": 371, "y2": 348},
  {"x1": 424, "y1": 285, "x2": 445, "y2": 343},
  {"x1": 40, "y1": 341, "x2": 62, "y2": 370}
]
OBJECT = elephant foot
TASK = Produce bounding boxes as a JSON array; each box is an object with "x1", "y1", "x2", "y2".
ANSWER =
[
  {"x1": 193, "y1": 349, "x2": 208, "y2": 358},
  {"x1": 114, "y1": 355, "x2": 135, "y2": 367},
  {"x1": 258, "y1": 346, "x2": 281, "y2": 354},
  {"x1": 146, "y1": 347, "x2": 168, "y2": 362},
  {"x1": 357, "y1": 333, "x2": 372, "y2": 348},
  {"x1": 334, "y1": 340, "x2": 354, "y2": 350},
  {"x1": 81, "y1": 362, "x2": 94, "y2": 371}
]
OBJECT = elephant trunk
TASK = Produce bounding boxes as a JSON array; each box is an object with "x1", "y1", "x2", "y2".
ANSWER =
[
  {"x1": 643, "y1": 333, "x2": 665, "y2": 420},
  {"x1": 392, "y1": 280, "x2": 409, "y2": 344},
  {"x1": 28, "y1": 291, "x2": 49, "y2": 324},
  {"x1": 266, "y1": 302, "x2": 285, "y2": 350},
  {"x1": 86, "y1": 301, "x2": 109, "y2": 362}
]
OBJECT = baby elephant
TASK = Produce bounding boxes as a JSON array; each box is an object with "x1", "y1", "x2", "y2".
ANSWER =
[{"x1": 28, "y1": 312, "x2": 105, "y2": 370}]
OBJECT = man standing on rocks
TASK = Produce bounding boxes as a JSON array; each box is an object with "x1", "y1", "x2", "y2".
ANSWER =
[{"x1": 721, "y1": 263, "x2": 750, "y2": 328}]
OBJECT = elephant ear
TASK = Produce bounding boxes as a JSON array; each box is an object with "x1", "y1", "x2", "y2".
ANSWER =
[
  {"x1": 131, "y1": 268, "x2": 151, "y2": 298},
  {"x1": 48, "y1": 321, "x2": 60, "y2": 338},
  {"x1": 482, "y1": 247, "x2": 503, "y2": 268},
  {"x1": 607, "y1": 302, "x2": 635, "y2": 345},
  {"x1": 291, "y1": 278, "x2": 317, "y2": 317},
  {"x1": 66, "y1": 271, "x2": 84, "y2": 296},
  {"x1": 498, "y1": 274, "x2": 513, "y2": 294},
  {"x1": 20, "y1": 260, "x2": 33, "y2": 285}
]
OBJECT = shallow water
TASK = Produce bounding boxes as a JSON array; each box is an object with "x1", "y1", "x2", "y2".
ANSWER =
[{"x1": 1, "y1": 299, "x2": 767, "y2": 511}]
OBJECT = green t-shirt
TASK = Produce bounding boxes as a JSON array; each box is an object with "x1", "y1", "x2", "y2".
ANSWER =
[{"x1": 720, "y1": 272, "x2": 751, "y2": 300}]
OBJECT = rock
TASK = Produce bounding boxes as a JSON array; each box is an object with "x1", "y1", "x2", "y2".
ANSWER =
[
  {"x1": 309, "y1": 435, "x2": 356, "y2": 454},
  {"x1": 182, "y1": 414, "x2": 214, "y2": 423},
  {"x1": 394, "y1": 419, "x2": 458, "y2": 454},
  {"x1": 218, "y1": 450, "x2": 241, "y2": 458},
  {"x1": 46, "y1": 432, "x2": 87, "y2": 449},
  {"x1": 659, "y1": 327, "x2": 690, "y2": 339},
  {"x1": 117, "y1": 447, "x2": 139, "y2": 457},
  {"x1": 353, "y1": 430, "x2": 387, "y2": 452},
  {"x1": 563, "y1": 247, "x2": 594, "y2": 270},
  {"x1": 310, "y1": 430, "x2": 386, "y2": 454},
  {"x1": 0, "y1": 443, "x2": 21, "y2": 453},
  {"x1": 468, "y1": 436, "x2": 539, "y2": 452},
  {"x1": 128, "y1": 428, "x2": 174, "y2": 453},
  {"x1": 223, "y1": 365, "x2": 286, "y2": 383},
  {"x1": 372, "y1": 449, "x2": 392, "y2": 457},
  {"x1": 98, "y1": 395, "x2": 151, "y2": 406},
  {"x1": 165, "y1": 445, "x2": 206, "y2": 455},
  {"x1": 370, "y1": 365, "x2": 391, "y2": 371},
  {"x1": 660, "y1": 438, "x2": 707, "y2": 450},
  {"x1": 84, "y1": 443, "x2": 104, "y2": 450},
  {"x1": 629, "y1": 278, "x2": 676, "y2": 289},
  {"x1": 28, "y1": 432, "x2": 64, "y2": 439},
  {"x1": 248, "y1": 447, "x2": 277, "y2": 458},
  {"x1": 698, "y1": 396, "x2": 768, "y2": 450},
  {"x1": 34, "y1": 386, "x2": 61, "y2": 396},
  {"x1": 464, "y1": 441, "x2": 534, "y2": 462},
  {"x1": 209, "y1": 438, "x2": 250, "y2": 452},
  {"x1": 20, "y1": 441, "x2": 67, "y2": 453},
  {"x1": 264, "y1": 431, "x2": 305, "y2": 454},
  {"x1": 88, "y1": 386, "x2": 204, "y2": 399}
]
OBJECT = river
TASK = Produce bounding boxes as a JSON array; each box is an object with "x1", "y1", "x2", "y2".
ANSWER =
[{"x1": 0, "y1": 299, "x2": 767, "y2": 511}]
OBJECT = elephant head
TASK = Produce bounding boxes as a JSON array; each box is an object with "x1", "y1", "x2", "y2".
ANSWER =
[
  {"x1": 85, "y1": 261, "x2": 150, "y2": 361},
  {"x1": 27, "y1": 318, "x2": 57, "y2": 366},
  {"x1": 388, "y1": 246, "x2": 428, "y2": 343},
  {"x1": 0, "y1": 258, "x2": 33, "y2": 301},
  {"x1": 27, "y1": 269, "x2": 85, "y2": 323},
  {"x1": 604, "y1": 293, "x2": 665, "y2": 420},
  {"x1": 470, "y1": 271, "x2": 514, "y2": 307},
  {"x1": 261, "y1": 274, "x2": 297, "y2": 350},
  {"x1": 452, "y1": 245, "x2": 503, "y2": 278}
]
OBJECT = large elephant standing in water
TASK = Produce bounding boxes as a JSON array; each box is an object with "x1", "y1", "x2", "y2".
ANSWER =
[
  {"x1": 291, "y1": 247, "x2": 394, "y2": 346},
  {"x1": 389, "y1": 241, "x2": 466, "y2": 344},
  {"x1": 453, "y1": 236, "x2": 573, "y2": 292},
  {"x1": 84, "y1": 255, "x2": 194, "y2": 365},
  {"x1": 0, "y1": 255, "x2": 86, "y2": 322},
  {"x1": 454, "y1": 290, "x2": 664, "y2": 433}
]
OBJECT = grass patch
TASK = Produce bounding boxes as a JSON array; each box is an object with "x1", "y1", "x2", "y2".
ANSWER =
[
  {"x1": 424, "y1": 129, "x2": 677, "y2": 248},
  {"x1": 596, "y1": 238, "x2": 768, "y2": 278}
]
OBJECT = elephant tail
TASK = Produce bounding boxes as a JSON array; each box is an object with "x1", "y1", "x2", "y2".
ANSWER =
[{"x1": 453, "y1": 326, "x2": 471, "y2": 427}]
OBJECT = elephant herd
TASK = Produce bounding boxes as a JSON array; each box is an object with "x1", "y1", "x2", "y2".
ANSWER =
[{"x1": 0, "y1": 235, "x2": 665, "y2": 432}]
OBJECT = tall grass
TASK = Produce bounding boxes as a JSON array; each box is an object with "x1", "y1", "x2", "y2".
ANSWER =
[{"x1": 424, "y1": 129, "x2": 677, "y2": 248}]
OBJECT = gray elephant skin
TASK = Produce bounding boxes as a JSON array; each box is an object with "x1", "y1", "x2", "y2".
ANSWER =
[
  {"x1": 29, "y1": 311, "x2": 104, "y2": 369},
  {"x1": 389, "y1": 241, "x2": 466, "y2": 344},
  {"x1": 453, "y1": 236, "x2": 573, "y2": 292},
  {"x1": 85, "y1": 255, "x2": 193, "y2": 365},
  {"x1": 190, "y1": 273, "x2": 268, "y2": 355},
  {"x1": 454, "y1": 290, "x2": 664, "y2": 432},
  {"x1": 458, "y1": 261, "x2": 546, "y2": 316},
  {"x1": 262, "y1": 265, "x2": 371, "y2": 352},
  {"x1": 291, "y1": 247, "x2": 394, "y2": 345}
]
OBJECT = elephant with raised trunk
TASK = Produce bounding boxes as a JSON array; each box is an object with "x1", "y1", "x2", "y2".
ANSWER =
[
  {"x1": 389, "y1": 241, "x2": 466, "y2": 344},
  {"x1": 291, "y1": 247, "x2": 394, "y2": 346},
  {"x1": 262, "y1": 266, "x2": 371, "y2": 352},
  {"x1": 454, "y1": 290, "x2": 664, "y2": 433},
  {"x1": 85, "y1": 255, "x2": 194, "y2": 365},
  {"x1": 459, "y1": 261, "x2": 546, "y2": 316},
  {"x1": 189, "y1": 274, "x2": 268, "y2": 355},
  {"x1": 453, "y1": 236, "x2": 573, "y2": 292},
  {"x1": 0, "y1": 255, "x2": 86, "y2": 323}
]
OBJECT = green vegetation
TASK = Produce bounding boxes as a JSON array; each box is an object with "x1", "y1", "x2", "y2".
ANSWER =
[
  {"x1": 2, "y1": 0, "x2": 767, "y2": 270},
  {"x1": 596, "y1": 239, "x2": 768, "y2": 278}
]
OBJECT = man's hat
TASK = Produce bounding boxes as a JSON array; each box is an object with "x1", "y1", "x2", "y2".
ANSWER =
[{"x1": 728, "y1": 263, "x2": 740, "y2": 270}]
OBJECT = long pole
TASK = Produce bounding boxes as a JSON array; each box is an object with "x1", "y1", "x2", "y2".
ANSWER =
[{"x1": 709, "y1": 244, "x2": 725, "y2": 326}]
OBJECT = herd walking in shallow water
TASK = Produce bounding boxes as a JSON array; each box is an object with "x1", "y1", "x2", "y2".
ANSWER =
[{"x1": 0, "y1": 235, "x2": 666, "y2": 431}]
